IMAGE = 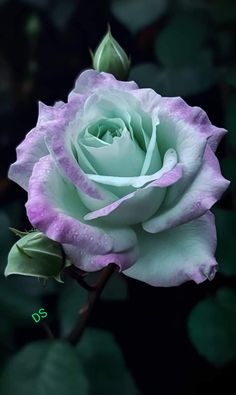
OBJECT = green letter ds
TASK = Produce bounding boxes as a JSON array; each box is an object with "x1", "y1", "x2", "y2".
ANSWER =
[
  {"x1": 39, "y1": 308, "x2": 47, "y2": 318},
  {"x1": 32, "y1": 313, "x2": 40, "y2": 323}
]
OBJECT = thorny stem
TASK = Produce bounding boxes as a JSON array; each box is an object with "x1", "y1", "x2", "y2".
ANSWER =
[{"x1": 66, "y1": 263, "x2": 117, "y2": 345}]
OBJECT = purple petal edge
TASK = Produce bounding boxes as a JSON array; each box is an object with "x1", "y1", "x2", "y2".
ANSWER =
[
  {"x1": 143, "y1": 145, "x2": 230, "y2": 234},
  {"x1": 159, "y1": 96, "x2": 227, "y2": 152},
  {"x1": 25, "y1": 155, "x2": 112, "y2": 255}
]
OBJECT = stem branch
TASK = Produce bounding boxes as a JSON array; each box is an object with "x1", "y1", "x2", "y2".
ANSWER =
[{"x1": 67, "y1": 263, "x2": 117, "y2": 345}]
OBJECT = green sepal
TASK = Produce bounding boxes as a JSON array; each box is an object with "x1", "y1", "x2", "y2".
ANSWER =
[
  {"x1": 9, "y1": 227, "x2": 29, "y2": 238},
  {"x1": 93, "y1": 27, "x2": 130, "y2": 80},
  {"x1": 5, "y1": 231, "x2": 68, "y2": 283}
]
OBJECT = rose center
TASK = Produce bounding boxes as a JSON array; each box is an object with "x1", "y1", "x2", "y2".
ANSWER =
[{"x1": 87, "y1": 118, "x2": 125, "y2": 144}]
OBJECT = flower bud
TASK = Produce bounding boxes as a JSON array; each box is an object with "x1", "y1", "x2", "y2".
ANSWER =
[
  {"x1": 5, "y1": 230, "x2": 69, "y2": 282},
  {"x1": 92, "y1": 28, "x2": 130, "y2": 80}
]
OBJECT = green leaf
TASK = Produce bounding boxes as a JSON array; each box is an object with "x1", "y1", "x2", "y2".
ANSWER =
[
  {"x1": 225, "y1": 94, "x2": 236, "y2": 151},
  {"x1": 78, "y1": 328, "x2": 139, "y2": 395},
  {"x1": 0, "y1": 340, "x2": 88, "y2": 395},
  {"x1": 188, "y1": 287, "x2": 236, "y2": 366},
  {"x1": 130, "y1": 57, "x2": 216, "y2": 97},
  {"x1": 58, "y1": 278, "x2": 87, "y2": 336},
  {"x1": 101, "y1": 273, "x2": 128, "y2": 301},
  {"x1": 154, "y1": 12, "x2": 208, "y2": 68},
  {"x1": 213, "y1": 208, "x2": 236, "y2": 277},
  {"x1": 111, "y1": 0, "x2": 168, "y2": 34}
]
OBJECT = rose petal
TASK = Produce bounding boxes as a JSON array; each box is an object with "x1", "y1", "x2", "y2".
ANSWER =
[
  {"x1": 63, "y1": 245, "x2": 139, "y2": 272},
  {"x1": 26, "y1": 155, "x2": 137, "y2": 271},
  {"x1": 63, "y1": 227, "x2": 139, "y2": 272},
  {"x1": 80, "y1": 128, "x2": 145, "y2": 177},
  {"x1": 158, "y1": 96, "x2": 226, "y2": 153},
  {"x1": 143, "y1": 145, "x2": 230, "y2": 233},
  {"x1": 86, "y1": 148, "x2": 178, "y2": 188},
  {"x1": 44, "y1": 96, "x2": 107, "y2": 200},
  {"x1": 8, "y1": 101, "x2": 65, "y2": 190},
  {"x1": 130, "y1": 88, "x2": 162, "y2": 175},
  {"x1": 124, "y1": 211, "x2": 217, "y2": 286},
  {"x1": 69, "y1": 69, "x2": 138, "y2": 99},
  {"x1": 77, "y1": 89, "x2": 154, "y2": 153},
  {"x1": 83, "y1": 157, "x2": 182, "y2": 226},
  {"x1": 155, "y1": 96, "x2": 227, "y2": 208}
]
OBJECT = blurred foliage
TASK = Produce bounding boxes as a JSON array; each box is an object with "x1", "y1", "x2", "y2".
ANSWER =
[
  {"x1": 130, "y1": 57, "x2": 216, "y2": 97},
  {"x1": 2, "y1": 0, "x2": 78, "y2": 31},
  {"x1": 188, "y1": 287, "x2": 236, "y2": 366},
  {"x1": 154, "y1": 12, "x2": 209, "y2": 68},
  {"x1": 111, "y1": 0, "x2": 168, "y2": 34},
  {"x1": 77, "y1": 328, "x2": 138, "y2": 394},
  {"x1": 0, "y1": 340, "x2": 89, "y2": 395},
  {"x1": 0, "y1": 328, "x2": 139, "y2": 395}
]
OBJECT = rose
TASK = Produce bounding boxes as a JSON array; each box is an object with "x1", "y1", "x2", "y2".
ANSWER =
[{"x1": 9, "y1": 70, "x2": 229, "y2": 286}]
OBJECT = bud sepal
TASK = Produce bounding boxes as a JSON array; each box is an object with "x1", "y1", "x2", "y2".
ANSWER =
[
  {"x1": 5, "y1": 230, "x2": 70, "y2": 282},
  {"x1": 92, "y1": 27, "x2": 130, "y2": 80}
]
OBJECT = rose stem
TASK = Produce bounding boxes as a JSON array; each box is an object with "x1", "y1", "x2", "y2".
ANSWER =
[
  {"x1": 67, "y1": 263, "x2": 117, "y2": 345},
  {"x1": 64, "y1": 265, "x2": 95, "y2": 292}
]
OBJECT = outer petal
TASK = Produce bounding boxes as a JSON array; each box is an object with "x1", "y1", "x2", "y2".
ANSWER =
[
  {"x1": 143, "y1": 145, "x2": 230, "y2": 233},
  {"x1": 158, "y1": 96, "x2": 227, "y2": 153},
  {"x1": 63, "y1": 245, "x2": 138, "y2": 273},
  {"x1": 8, "y1": 101, "x2": 65, "y2": 190},
  {"x1": 69, "y1": 69, "x2": 138, "y2": 98},
  {"x1": 63, "y1": 227, "x2": 139, "y2": 272},
  {"x1": 124, "y1": 212, "x2": 217, "y2": 287},
  {"x1": 127, "y1": 94, "x2": 227, "y2": 213},
  {"x1": 25, "y1": 155, "x2": 137, "y2": 271}
]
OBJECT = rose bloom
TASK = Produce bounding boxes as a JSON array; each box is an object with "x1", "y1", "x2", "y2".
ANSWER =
[{"x1": 9, "y1": 70, "x2": 229, "y2": 286}]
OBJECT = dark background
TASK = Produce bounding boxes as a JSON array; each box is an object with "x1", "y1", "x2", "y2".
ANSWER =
[{"x1": 0, "y1": 0, "x2": 236, "y2": 394}]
